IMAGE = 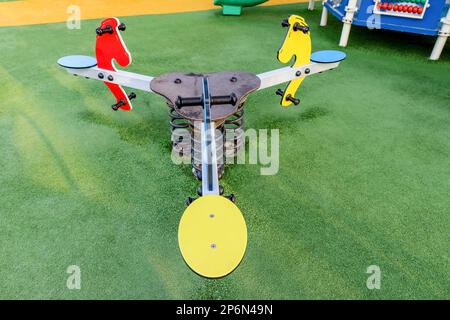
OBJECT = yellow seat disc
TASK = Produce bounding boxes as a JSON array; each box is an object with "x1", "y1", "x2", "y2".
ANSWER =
[{"x1": 178, "y1": 195, "x2": 247, "y2": 278}]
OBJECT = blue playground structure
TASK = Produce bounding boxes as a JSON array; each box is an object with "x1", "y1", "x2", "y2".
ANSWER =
[{"x1": 320, "y1": 0, "x2": 450, "y2": 59}]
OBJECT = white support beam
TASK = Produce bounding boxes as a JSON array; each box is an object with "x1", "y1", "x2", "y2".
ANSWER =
[
  {"x1": 63, "y1": 67, "x2": 155, "y2": 92},
  {"x1": 339, "y1": 0, "x2": 358, "y2": 47},
  {"x1": 430, "y1": 7, "x2": 450, "y2": 60},
  {"x1": 320, "y1": 2, "x2": 328, "y2": 27},
  {"x1": 308, "y1": 0, "x2": 315, "y2": 10},
  {"x1": 256, "y1": 61, "x2": 340, "y2": 90},
  {"x1": 63, "y1": 61, "x2": 342, "y2": 95}
]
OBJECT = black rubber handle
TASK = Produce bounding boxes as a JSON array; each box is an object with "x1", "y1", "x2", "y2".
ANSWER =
[
  {"x1": 293, "y1": 22, "x2": 310, "y2": 33},
  {"x1": 281, "y1": 19, "x2": 310, "y2": 33},
  {"x1": 175, "y1": 93, "x2": 237, "y2": 108},
  {"x1": 276, "y1": 89, "x2": 300, "y2": 105},
  {"x1": 111, "y1": 93, "x2": 136, "y2": 111},
  {"x1": 286, "y1": 94, "x2": 300, "y2": 105},
  {"x1": 175, "y1": 96, "x2": 202, "y2": 107},
  {"x1": 112, "y1": 99, "x2": 125, "y2": 111},
  {"x1": 212, "y1": 94, "x2": 237, "y2": 106},
  {"x1": 96, "y1": 25, "x2": 113, "y2": 36}
]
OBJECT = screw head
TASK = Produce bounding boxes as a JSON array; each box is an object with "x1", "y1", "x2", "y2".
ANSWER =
[
  {"x1": 107, "y1": 75, "x2": 114, "y2": 81},
  {"x1": 211, "y1": 244, "x2": 217, "y2": 249},
  {"x1": 209, "y1": 214, "x2": 215, "y2": 218},
  {"x1": 174, "y1": 78, "x2": 182, "y2": 84},
  {"x1": 296, "y1": 71, "x2": 301, "y2": 77},
  {"x1": 230, "y1": 77, "x2": 237, "y2": 82},
  {"x1": 305, "y1": 68, "x2": 310, "y2": 74},
  {"x1": 98, "y1": 73, "x2": 104, "y2": 79}
]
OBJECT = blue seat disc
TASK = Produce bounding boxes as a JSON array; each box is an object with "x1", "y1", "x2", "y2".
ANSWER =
[
  {"x1": 310, "y1": 50, "x2": 346, "y2": 63},
  {"x1": 57, "y1": 55, "x2": 97, "y2": 69}
]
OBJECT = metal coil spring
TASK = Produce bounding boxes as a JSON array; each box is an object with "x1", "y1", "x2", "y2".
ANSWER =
[
  {"x1": 224, "y1": 102, "x2": 245, "y2": 161},
  {"x1": 167, "y1": 102, "x2": 190, "y2": 157},
  {"x1": 167, "y1": 100, "x2": 246, "y2": 182}
]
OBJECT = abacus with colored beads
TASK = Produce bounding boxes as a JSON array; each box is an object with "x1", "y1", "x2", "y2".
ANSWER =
[
  {"x1": 320, "y1": 0, "x2": 449, "y2": 60},
  {"x1": 374, "y1": 0, "x2": 430, "y2": 19}
]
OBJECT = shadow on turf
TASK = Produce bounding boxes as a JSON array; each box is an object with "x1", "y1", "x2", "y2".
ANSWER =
[
  {"x1": 19, "y1": 112, "x2": 79, "y2": 191},
  {"x1": 250, "y1": 105, "x2": 331, "y2": 132},
  {"x1": 77, "y1": 107, "x2": 169, "y2": 150}
]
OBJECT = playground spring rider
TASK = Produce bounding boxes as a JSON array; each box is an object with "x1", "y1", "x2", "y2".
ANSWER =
[{"x1": 58, "y1": 15, "x2": 346, "y2": 278}]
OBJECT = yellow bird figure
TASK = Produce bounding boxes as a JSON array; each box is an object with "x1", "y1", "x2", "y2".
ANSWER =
[{"x1": 277, "y1": 15, "x2": 312, "y2": 107}]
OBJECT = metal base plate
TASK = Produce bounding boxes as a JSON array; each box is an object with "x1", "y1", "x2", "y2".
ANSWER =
[
  {"x1": 150, "y1": 71, "x2": 260, "y2": 122},
  {"x1": 178, "y1": 195, "x2": 247, "y2": 278}
]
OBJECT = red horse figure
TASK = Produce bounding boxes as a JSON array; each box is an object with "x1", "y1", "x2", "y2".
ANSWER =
[{"x1": 95, "y1": 17, "x2": 134, "y2": 111}]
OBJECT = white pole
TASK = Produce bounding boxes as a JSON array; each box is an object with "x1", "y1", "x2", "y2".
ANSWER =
[
  {"x1": 320, "y1": 2, "x2": 328, "y2": 26},
  {"x1": 430, "y1": 7, "x2": 450, "y2": 60},
  {"x1": 308, "y1": 0, "x2": 315, "y2": 10},
  {"x1": 339, "y1": 24, "x2": 352, "y2": 46},
  {"x1": 339, "y1": 0, "x2": 358, "y2": 47}
]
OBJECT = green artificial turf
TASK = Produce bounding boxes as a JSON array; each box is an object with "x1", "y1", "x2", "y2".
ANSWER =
[{"x1": 0, "y1": 3, "x2": 449, "y2": 299}]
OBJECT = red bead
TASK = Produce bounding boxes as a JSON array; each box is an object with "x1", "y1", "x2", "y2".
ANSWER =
[
  {"x1": 383, "y1": 2, "x2": 388, "y2": 10},
  {"x1": 418, "y1": 7, "x2": 423, "y2": 14},
  {"x1": 377, "y1": 2, "x2": 382, "y2": 9},
  {"x1": 394, "y1": 4, "x2": 399, "y2": 11},
  {"x1": 402, "y1": 6, "x2": 408, "y2": 12},
  {"x1": 388, "y1": 3, "x2": 393, "y2": 10},
  {"x1": 407, "y1": 6, "x2": 413, "y2": 13},
  {"x1": 413, "y1": 6, "x2": 418, "y2": 13},
  {"x1": 398, "y1": 5, "x2": 403, "y2": 11}
]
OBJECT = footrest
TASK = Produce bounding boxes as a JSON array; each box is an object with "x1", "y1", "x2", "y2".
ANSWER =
[
  {"x1": 178, "y1": 195, "x2": 247, "y2": 278},
  {"x1": 310, "y1": 50, "x2": 346, "y2": 63},
  {"x1": 57, "y1": 55, "x2": 97, "y2": 69}
]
